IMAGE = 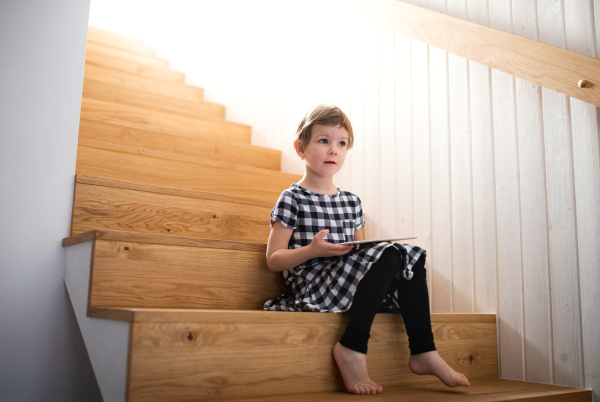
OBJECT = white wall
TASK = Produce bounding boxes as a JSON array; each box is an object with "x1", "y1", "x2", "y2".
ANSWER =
[
  {"x1": 0, "y1": 0, "x2": 102, "y2": 400},
  {"x1": 89, "y1": 0, "x2": 599, "y2": 400}
]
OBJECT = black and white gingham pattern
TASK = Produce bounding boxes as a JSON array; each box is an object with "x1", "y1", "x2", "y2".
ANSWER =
[{"x1": 264, "y1": 183, "x2": 425, "y2": 313}]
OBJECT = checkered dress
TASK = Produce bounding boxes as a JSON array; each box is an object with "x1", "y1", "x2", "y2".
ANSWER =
[{"x1": 264, "y1": 183, "x2": 425, "y2": 313}]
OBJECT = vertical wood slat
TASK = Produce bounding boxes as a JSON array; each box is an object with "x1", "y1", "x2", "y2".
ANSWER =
[
  {"x1": 466, "y1": 0, "x2": 497, "y2": 316},
  {"x1": 429, "y1": 44, "x2": 453, "y2": 313},
  {"x1": 394, "y1": 34, "x2": 414, "y2": 242},
  {"x1": 511, "y1": 0, "x2": 554, "y2": 385},
  {"x1": 411, "y1": 39, "x2": 432, "y2": 298},
  {"x1": 538, "y1": 0, "x2": 584, "y2": 389},
  {"x1": 364, "y1": 25, "x2": 380, "y2": 239},
  {"x1": 563, "y1": 0, "x2": 597, "y2": 391},
  {"x1": 379, "y1": 28, "x2": 397, "y2": 239}
]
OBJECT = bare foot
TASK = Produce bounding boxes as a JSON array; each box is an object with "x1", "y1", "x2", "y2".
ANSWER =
[
  {"x1": 409, "y1": 351, "x2": 470, "y2": 387},
  {"x1": 333, "y1": 342, "x2": 383, "y2": 394}
]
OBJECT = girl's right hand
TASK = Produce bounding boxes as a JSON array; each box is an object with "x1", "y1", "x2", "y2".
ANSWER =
[{"x1": 309, "y1": 229, "x2": 354, "y2": 257}]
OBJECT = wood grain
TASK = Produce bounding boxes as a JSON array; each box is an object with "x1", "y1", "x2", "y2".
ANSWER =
[
  {"x1": 78, "y1": 118, "x2": 280, "y2": 170},
  {"x1": 84, "y1": 63, "x2": 203, "y2": 102},
  {"x1": 82, "y1": 78, "x2": 224, "y2": 120},
  {"x1": 86, "y1": 42, "x2": 168, "y2": 68},
  {"x1": 75, "y1": 142, "x2": 299, "y2": 202},
  {"x1": 89, "y1": 239, "x2": 285, "y2": 310},
  {"x1": 239, "y1": 379, "x2": 592, "y2": 402},
  {"x1": 80, "y1": 97, "x2": 250, "y2": 143},
  {"x1": 85, "y1": 51, "x2": 184, "y2": 83},
  {"x1": 71, "y1": 178, "x2": 272, "y2": 242},
  {"x1": 126, "y1": 312, "x2": 498, "y2": 400}
]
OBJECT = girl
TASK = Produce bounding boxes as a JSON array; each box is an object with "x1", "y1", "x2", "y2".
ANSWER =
[{"x1": 264, "y1": 105, "x2": 470, "y2": 395}]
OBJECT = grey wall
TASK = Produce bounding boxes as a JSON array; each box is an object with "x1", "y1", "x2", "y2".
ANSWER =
[{"x1": 0, "y1": 0, "x2": 101, "y2": 400}]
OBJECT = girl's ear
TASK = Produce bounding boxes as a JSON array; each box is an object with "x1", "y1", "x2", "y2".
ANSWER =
[{"x1": 293, "y1": 139, "x2": 305, "y2": 159}]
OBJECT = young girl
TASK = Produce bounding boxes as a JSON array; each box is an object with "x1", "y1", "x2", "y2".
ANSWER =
[{"x1": 264, "y1": 105, "x2": 470, "y2": 395}]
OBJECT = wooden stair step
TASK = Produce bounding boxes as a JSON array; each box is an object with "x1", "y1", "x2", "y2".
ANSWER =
[
  {"x1": 239, "y1": 379, "x2": 592, "y2": 401},
  {"x1": 71, "y1": 175, "x2": 273, "y2": 243},
  {"x1": 83, "y1": 63, "x2": 204, "y2": 102},
  {"x1": 78, "y1": 118, "x2": 280, "y2": 170},
  {"x1": 82, "y1": 77, "x2": 225, "y2": 120},
  {"x1": 91, "y1": 307, "x2": 500, "y2": 401},
  {"x1": 87, "y1": 26, "x2": 155, "y2": 56},
  {"x1": 86, "y1": 42, "x2": 168, "y2": 68},
  {"x1": 80, "y1": 97, "x2": 250, "y2": 143},
  {"x1": 64, "y1": 229, "x2": 284, "y2": 310},
  {"x1": 75, "y1": 140, "x2": 299, "y2": 201},
  {"x1": 85, "y1": 51, "x2": 184, "y2": 83}
]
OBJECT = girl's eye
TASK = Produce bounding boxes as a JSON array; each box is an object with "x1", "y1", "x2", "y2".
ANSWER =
[
  {"x1": 318, "y1": 139, "x2": 328, "y2": 144},
  {"x1": 339, "y1": 141, "x2": 346, "y2": 147}
]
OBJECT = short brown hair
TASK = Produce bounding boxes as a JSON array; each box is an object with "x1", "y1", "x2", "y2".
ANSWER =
[{"x1": 294, "y1": 105, "x2": 354, "y2": 150}]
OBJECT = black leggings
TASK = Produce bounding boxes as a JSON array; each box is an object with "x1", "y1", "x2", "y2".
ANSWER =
[{"x1": 339, "y1": 247, "x2": 436, "y2": 355}]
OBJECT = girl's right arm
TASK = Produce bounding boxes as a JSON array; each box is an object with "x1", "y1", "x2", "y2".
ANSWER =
[{"x1": 265, "y1": 221, "x2": 354, "y2": 272}]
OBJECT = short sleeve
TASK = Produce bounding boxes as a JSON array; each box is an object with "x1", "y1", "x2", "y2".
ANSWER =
[
  {"x1": 271, "y1": 190, "x2": 299, "y2": 229},
  {"x1": 354, "y1": 197, "x2": 365, "y2": 231}
]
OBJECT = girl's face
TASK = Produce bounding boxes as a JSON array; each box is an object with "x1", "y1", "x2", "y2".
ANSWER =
[{"x1": 295, "y1": 124, "x2": 349, "y2": 180}]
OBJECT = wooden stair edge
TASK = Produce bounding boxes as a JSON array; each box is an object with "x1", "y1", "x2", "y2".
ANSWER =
[
  {"x1": 62, "y1": 229, "x2": 267, "y2": 252},
  {"x1": 75, "y1": 174, "x2": 274, "y2": 207},
  {"x1": 86, "y1": 306, "x2": 497, "y2": 324},
  {"x1": 236, "y1": 379, "x2": 592, "y2": 401},
  {"x1": 78, "y1": 138, "x2": 300, "y2": 180}
]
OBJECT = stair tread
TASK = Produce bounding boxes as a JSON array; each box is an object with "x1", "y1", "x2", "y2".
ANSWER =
[
  {"x1": 82, "y1": 77, "x2": 225, "y2": 120},
  {"x1": 71, "y1": 175, "x2": 273, "y2": 242},
  {"x1": 87, "y1": 27, "x2": 153, "y2": 55},
  {"x1": 238, "y1": 379, "x2": 591, "y2": 401},
  {"x1": 85, "y1": 52, "x2": 185, "y2": 83},
  {"x1": 78, "y1": 117, "x2": 281, "y2": 170},
  {"x1": 84, "y1": 63, "x2": 203, "y2": 102},
  {"x1": 78, "y1": 139, "x2": 294, "y2": 179},
  {"x1": 80, "y1": 97, "x2": 251, "y2": 143},
  {"x1": 86, "y1": 42, "x2": 168, "y2": 68},
  {"x1": 75, "y1": 175, "x2": 273, "y2": 207}
]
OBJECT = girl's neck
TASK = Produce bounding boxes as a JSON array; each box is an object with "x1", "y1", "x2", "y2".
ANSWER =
[{"x1": 297, "y1": 175, "x2": 338, "y2": 195}]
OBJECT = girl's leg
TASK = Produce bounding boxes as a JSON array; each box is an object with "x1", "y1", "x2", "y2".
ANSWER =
[
  {"x1": 334, "y1": 248, "x2": 403, "y2": 394},
  {"x1": 398, "y1": 255, "x2": 470, "y2": 387}
]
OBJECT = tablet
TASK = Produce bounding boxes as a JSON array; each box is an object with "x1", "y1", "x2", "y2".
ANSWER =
[{"x1": 340, "y1": 236, "x2": 417, "y2": 246}]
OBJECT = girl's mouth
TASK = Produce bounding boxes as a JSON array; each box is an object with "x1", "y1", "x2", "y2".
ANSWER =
[{"x1": 325, "y1": 161, "x2": 336, "y2": 164}]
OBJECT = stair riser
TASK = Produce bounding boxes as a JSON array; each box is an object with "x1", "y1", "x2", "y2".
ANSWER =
[
  {"x1": 85, "y1": 53, "x2": 184, "y2": 82},
  {"x1": 81, "y1": 98, "x2": 250, "y2": 143},
  {"x1": 72, "y1": 181, "x2": 271, "y2": 242},
  {"x1": 75, "y1": 145, "x2": 298, "y2": 201},
  {"x1": 89, "y1": 239, "x2": 285, "y2": 310},
  {"x1": 82, "y1": 78, "x2": 225, "y2": 120},
  {"x1": 127, "y1": 316, "x2": 498, "y2": 400},
  {"x1": 78, "y1": 119, "x2": 280, "y2": 170},
  {"x1": 84, "y1": 63, "x2": 204, "y2": 102}
]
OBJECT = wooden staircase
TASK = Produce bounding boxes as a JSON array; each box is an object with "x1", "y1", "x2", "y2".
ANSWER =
[{"x1": 63, "y1": 27, "x2": 592, "y2": 401}]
